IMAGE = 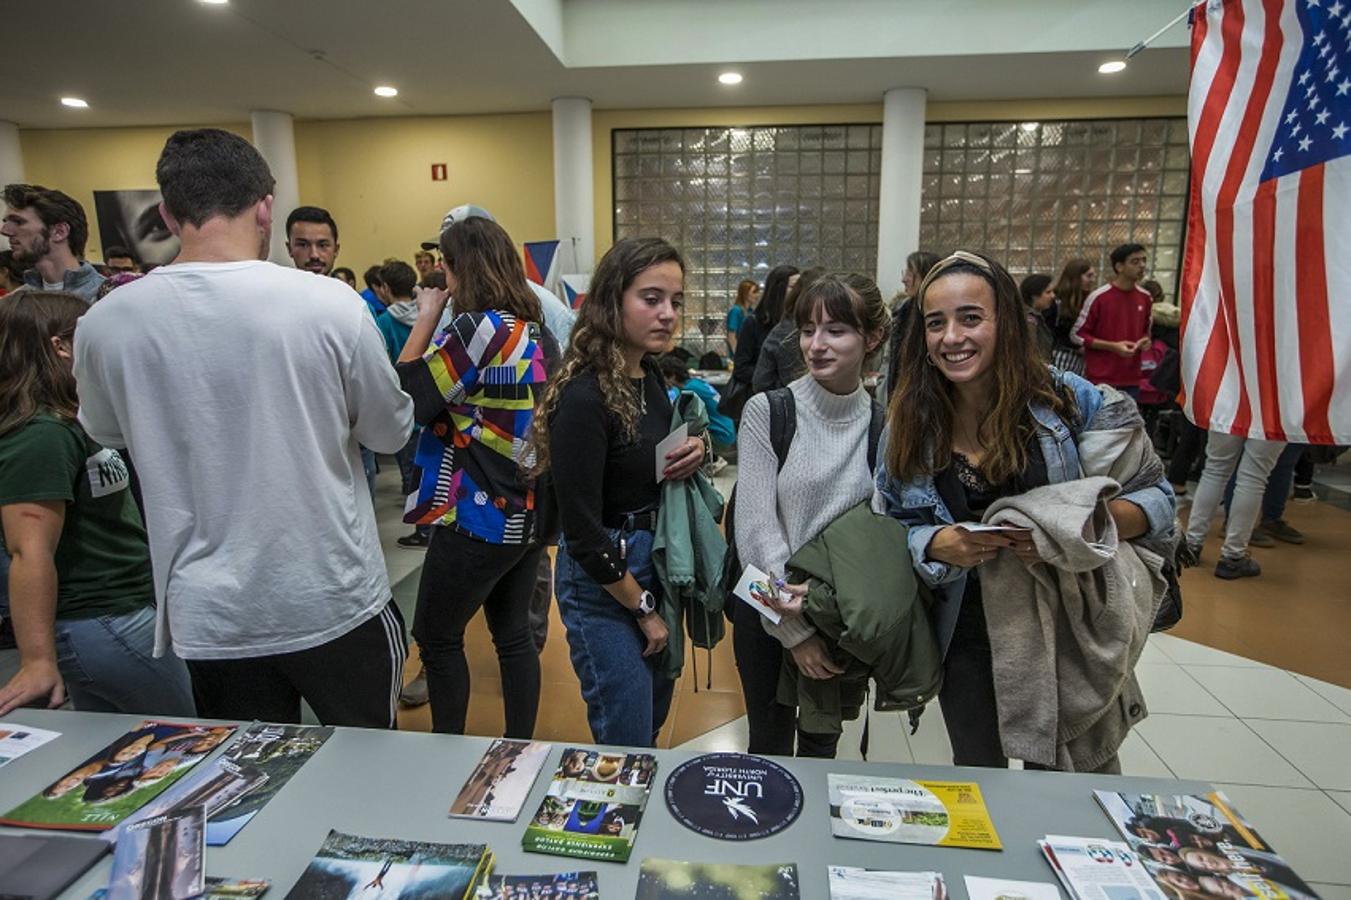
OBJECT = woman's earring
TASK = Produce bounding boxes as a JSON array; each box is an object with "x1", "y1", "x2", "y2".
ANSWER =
[{"x1": 925, "y1": 355, "x2": 937, "y2": 367}]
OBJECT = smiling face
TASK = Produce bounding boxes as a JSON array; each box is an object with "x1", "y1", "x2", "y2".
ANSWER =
[
  {"x1": 1080, "y1": 267, "x2": 1097, "y2": 293},
  {"x1": 620, "y1": 260, "x2": 683, "y2": 357},
  {"x1": 922, "y1": 272, "x2": 998, "y2": 388},
  {"x1": 286, "y1": 221, "x2": 338, "y2": 275}
]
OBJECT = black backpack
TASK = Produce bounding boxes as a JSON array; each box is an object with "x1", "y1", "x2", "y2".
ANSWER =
[{"x1": 715, "y1": 387, "x2": 885, "y2": 614}]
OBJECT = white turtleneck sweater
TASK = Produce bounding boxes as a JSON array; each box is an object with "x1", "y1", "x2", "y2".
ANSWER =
[{"x1": 734, "y1": 373, "x2": 874, "y2": 648}]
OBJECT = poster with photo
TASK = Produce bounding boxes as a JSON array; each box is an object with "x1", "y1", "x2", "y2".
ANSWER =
[
  {"x1": 105, "y1": 758, "x2": 266, "y2": 846},
  {"x1": 285, "y1": 830, "x2": 491, "y2": 899},
  {"x1": 92, "y1": 189, "x2": 180, "y2": 266},
  {"x1": 636, "y1": 859, "x2": 800, "y2": 900},
  {"x1": 826, "y1": 775, "x2": 1001, "y2": 849},
  {"x1": 449, "y1": 739, "x2": 550, "y2": 822},
  {"x1": 476, "y1": 870, "x2": 599, "y2": 899},
  {"x1": 0, "y1": 721, "x2": 235, "y2": 832},
  {"x1": 1095, "y1": 790, "x2": 1320, "y2": 900},
  {"x1": 521, "y1": 748, "x2": 656, "y2": 863},
  {"x1": 106, "y1": 805, "x2": 206, "y2": 900},
  {"x1": 203, "y1": 723, "x2": 332, "y2": 845}
]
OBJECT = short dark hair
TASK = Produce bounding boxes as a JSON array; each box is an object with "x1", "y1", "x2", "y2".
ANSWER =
[
  {"x1": 1019, "y1": 273, "x2": 1053, "y2": 307},
  {"x1": 363, "y1": 264, "x2": 384, "y2": 289},
  {"x1": 422, "y1": 270, "x2": 447, "y2": 291},
  {"x1": 0, "y1": 250, "x2": 24, "y2": 283},
  {"x1": 155, "y1": 128, "x2": 275, "y2": 228},
  {"x1": 658, "y1": 354, "x2": 690, "y2": 384},
  {"x1": 1110, "y1": 243, "x2": 1147, "y2": 269},
  {"x1": 286, "y1": 205, "x2": 338, "y2": 242},
  {"x1": 3, "y1": 184, "x2": 90, "y2": 257},
  {"x1": 103, "y1": 244, "x2": 135, "y2": 262},
  {"x1": 332, "y1": 266, "x2": 355, "y2": 282},
  {"x1": 378, "y1": 260, "x2": 417, "y2": 297}
]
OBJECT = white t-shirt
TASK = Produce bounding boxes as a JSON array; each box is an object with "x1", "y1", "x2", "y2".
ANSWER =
[{"x1": 74, "y1": 260, "x2": 415, "y2": 660}]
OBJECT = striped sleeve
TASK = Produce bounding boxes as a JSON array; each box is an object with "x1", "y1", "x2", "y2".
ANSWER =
[{"x1": 1069, "y1": 285, "x2": 1110, "y2": 348}]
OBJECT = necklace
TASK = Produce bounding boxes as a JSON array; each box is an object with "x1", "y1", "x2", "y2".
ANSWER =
[{"x1": 632, "y1": 376, "x2": 647, "y2": 416}]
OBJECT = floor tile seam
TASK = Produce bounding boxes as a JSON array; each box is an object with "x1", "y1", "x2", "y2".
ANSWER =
[
  {"x1": 1233, "y1": 715, "x2": 1324, "y2": 790},
  {"x1": 1238, "y1": 714, "x2": 1351, "y2": 726},
  {"x1": 1126, "y1": 727, "x2": 1178, "y2": 778},
  {"x1": 1316, "y1": 788, "x2": 1351, "y2": 819}
]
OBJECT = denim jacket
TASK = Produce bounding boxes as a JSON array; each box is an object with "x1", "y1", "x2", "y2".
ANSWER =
[{"x1": 872, "y1": 370, "x2": 1175, "y2": 655}]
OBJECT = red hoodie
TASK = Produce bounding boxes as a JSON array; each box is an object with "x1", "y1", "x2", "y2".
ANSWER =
[{"x1": 1070, "y1": 283, "x2": 1152, "y2": 387}]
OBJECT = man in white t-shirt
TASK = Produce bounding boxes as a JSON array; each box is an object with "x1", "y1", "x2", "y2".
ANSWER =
[{"x1": 73, "y1": 128, "x2": 415, "y2": 728}]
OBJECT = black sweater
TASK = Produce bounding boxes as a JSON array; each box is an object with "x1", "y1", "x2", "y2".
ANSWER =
[{"x1": 549, "y1": 360, "x2": 673, "y2": 585}]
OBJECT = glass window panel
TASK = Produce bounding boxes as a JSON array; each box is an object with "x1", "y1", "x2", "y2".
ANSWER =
[
  {"x1": 823, "y1": 174, "x2": 846, "y2": 198},
  {"x1": 848, "y1": 125, "x2": 872, "y2": 149},
  {"x1": 1162, "y1": 171, "x2": 1188, "y2": 194},
  {"x1": 924, "y1": 125, "x2": 943, "y2": 148},
  {"x1": 730, "y1": 129, "x2": 753, "y2": 153},
  {"x1": 846, "y1": 175, "x2": 870, "y2": 198},
  {"x1": 776, "y1": 152, "x2": 799, "y2": 175},
  {"x1": 800, "y1": 151, "x2": 823, "y2": 174},
  {"x1": 944, "y1": 124, "x2": 968, "y2": 147},
  {"x1": 823, "y1": 151, "x2": 846, "y2": 174},
  {"x1": 1165, "y1": 146, "x2": 1190, "y2": 170},
  {"x1": 822, "y1": 126, "x2": 847, "y2": 149}
]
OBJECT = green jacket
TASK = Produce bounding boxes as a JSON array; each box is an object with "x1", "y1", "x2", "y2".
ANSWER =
[
  {"x1": 653, "y1": 391, "x2": 728, "y2": 682},
  {"x1": 778, "y1": 501, "x2": 943, "y2": 734}
]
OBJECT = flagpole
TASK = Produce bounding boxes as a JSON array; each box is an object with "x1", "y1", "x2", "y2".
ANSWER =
[{"x1": 1126, "y1": 3, "x2": 1200, "y2": 59}]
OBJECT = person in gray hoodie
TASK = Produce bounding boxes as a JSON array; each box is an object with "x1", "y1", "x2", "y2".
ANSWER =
[{"x1": 2, "y1": 184, "x2": 106, "y2": 304}]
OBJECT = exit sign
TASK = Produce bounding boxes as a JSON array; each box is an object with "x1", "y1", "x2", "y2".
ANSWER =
[{"x1": 431, "y1": 163, "x2": 447, "y2": 181}]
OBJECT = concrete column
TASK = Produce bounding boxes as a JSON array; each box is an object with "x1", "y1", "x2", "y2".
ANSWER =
[
  {"x1": 250, "y1": 110, "x2": 301, "y2": 265},
  {"x1": 876, "y1": 88, "x2": 927, "y2": 296},
  {"x1": 0, "y1": 122, "x2": 25, "y2": 188},
  {"x1": 551, "y1": 97, "x2": 595, "y2": 273}
]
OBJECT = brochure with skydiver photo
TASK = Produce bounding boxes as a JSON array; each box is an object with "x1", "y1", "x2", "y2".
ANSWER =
[
  {"x1": 474, "y1": 870, "x2": 599, "y2": 899},
  {"x1": 449, "y1": 739, "x2": 551, "y2": 822},
  {"x1": 0, "y1": 721, "x2": 235, "y2": 832},
  {"x1": 1094, "y1": 790, "x2": 1321, "y2": 900},
  {"x1": 635, "y1": 859, "x2": 800, "y2": 899},
  {"x1": 826, "y1": 774, "x2": 1002, "y2": 849},
  {"x1": 284, "y1": 830, "x2": 492, "y2": 900},
  {"x1": 521, "y1": 747, "x2": 657, "y2": 863},
  {"x1": 106, "y1": 805, "x2": 206, "y2": 900}
]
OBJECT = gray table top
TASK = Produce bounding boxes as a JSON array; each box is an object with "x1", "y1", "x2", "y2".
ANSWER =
[{"x1": 0, "y1": 709, "x2": 1210, "y2": 898}]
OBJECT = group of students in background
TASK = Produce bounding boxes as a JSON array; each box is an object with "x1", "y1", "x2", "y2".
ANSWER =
[{"x1": 0, "y1": 125, "x2": 1331, "y2": 777}]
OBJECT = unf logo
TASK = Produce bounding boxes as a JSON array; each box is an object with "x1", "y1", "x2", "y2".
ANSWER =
[{"x1": 705, "y1": 778, "x2": 762, "y2": 824}]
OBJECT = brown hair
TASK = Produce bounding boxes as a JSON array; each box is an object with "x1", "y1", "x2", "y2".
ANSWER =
[
  {"x1": 794, "y1": 271, "x2": 891, "y2": 368},
  {"x1": 734, "y1": 279, "x2": 758, "y2": 309},
  {"x1": 439, "y1": 216, "x2": 542, "y2": 323},
  {"x1": 781, "y1": 266, "x2": 826, "y2": 322},
  {"x1": 1053, "y1": 257, "x2": 1095, "y2": 327},
  {"x1": 528, "y1": 237, "x2": 684, "y2": 475},
  {"x1": 0, "y1": 291, "x2": 89, "y2": 437},
  {"x1": 3, "y1": 184, "x2": 90, "y2": 258},
  {"x1": 885, "y1": 251, "x2": 1075, "y2": 486}
]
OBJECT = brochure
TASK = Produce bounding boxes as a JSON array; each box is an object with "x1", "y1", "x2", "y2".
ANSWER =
[
  {"x1": 449, "y1": 739, "x2": 551, "y2": 822},
  {"x1": 655, "y1": 423, "x2": 688, "y2": 483},
  {"x1": 202, "y1": 723, "x2": 333, "y2": 845},
  {"x1": 1094, "y1": 790, "x2": 1321, "y2": 900},
  {"x1": 0, "y1": 720, "x2": 235, "y2": 832},
  {"x1": 664, "y1": 752, "x2": 802, "y2": 840},
  {"x1": 964, "y1": 875, "x2": 1062, "y2": 900},
  {"x1": 1039, "y1": 835, "x2": 1165, "y2": 900},
  {"x1": 0, "y1": 832, "x2": 107, "y2": 900},
  {"x1": 0, "y1": 722, "x2": 60, "y2": 767},
  {"x1": 522, "y1": 747, "x2": 657, "y2": 863},
  {"x1": 106, "y1": 805, "x2": 206, "y2": 900},
  {"x1": 285, "y1": 830, "x2": 492, "y2": 900},
  {"x1": 636, "y1": 859, "x2": 800, "y2": 899},
  {"x1": 90, "y1": 877, "x2": 271, "y2": 899},
  {"x1": 105, "y1": 758, "x2": 267, "y2": 845},
  {"x1": 475, "y1": 871, "x2": 599, "y2": 899},
  {"x1": 826, "y1": 774, "x2": 1002, "y2": 849},
  {"x1": 732, "y1": 564, "x2": 784, "y2": 624},
  {"x1": 828, "y1": 866, "x2": 946, "y2": 900}
]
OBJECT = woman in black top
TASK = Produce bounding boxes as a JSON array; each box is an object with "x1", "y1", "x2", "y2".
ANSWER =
[
  {"x1": 726, "y1": 265, "x2": 798, "y2": 414},
  {"x1": 529, "y1": 237, "x2": 706, "y2": 747}
]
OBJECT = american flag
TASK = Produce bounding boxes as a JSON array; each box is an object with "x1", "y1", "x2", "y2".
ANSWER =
[{"x1": 1180, "y1": 0, "x2": 1351, "y2": 443}]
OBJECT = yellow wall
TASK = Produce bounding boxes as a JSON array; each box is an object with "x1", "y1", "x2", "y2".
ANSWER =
[{"x1": 17, "y1": 94, "x2": 1185, "y2": 269}]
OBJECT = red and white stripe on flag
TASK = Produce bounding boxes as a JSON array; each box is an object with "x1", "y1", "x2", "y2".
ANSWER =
[{"x1": 1180, "y1": 0, "x2": 1351, "y2": 444}]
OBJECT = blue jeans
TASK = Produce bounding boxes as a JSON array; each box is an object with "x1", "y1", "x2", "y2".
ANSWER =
[
  {"x1": 54, "y1": 606, "x2": 196, "y2": 716},
  {"x1": 1223, "y1": 442, "x2": 1306, "y2": 523},
  {"x1": 360, "y1": 446, "x2": 378, "y2": 499},
  {"x1": 555, "y1": 527, "x2": 674, "y2": 748}
]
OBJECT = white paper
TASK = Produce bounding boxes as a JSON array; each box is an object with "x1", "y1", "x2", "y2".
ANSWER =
[
  {"x1": 959, "y1": 523, "x2": 1031, "y2": 534},
  {"x1": 1039, "y1": 836, "x2": 1165, "y2": 900},
  {"x1": 732, "y1": 564, "x2": 783, "y2": 624},
  {"x1": 829, "y1": 866, "x2": 944, "y2": 900},
  {"x1": 965, "y1": 875, "x2": 1064, "y2": 900},
  {"x1": 0, "y1": 723, "x2": 60, "y2": 767},
  {"x1": 654, "y1": 423, "x2": 689, "y2": 483}
]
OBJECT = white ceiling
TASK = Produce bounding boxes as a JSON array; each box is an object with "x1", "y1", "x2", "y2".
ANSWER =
[{"x1": 3, "y1": 0, "x2": 1191, "y2": 130}]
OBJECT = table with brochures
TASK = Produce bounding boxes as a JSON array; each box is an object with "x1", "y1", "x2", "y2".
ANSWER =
[{"x1": 0, "y1": 708, "x2": 1215, "y2": 898}]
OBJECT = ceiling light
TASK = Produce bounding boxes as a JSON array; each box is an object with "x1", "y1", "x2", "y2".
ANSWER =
[
  {"x1": 373, "y1": 86, "x2": 399, "y2": 98},
  {"x1": 60, "y1": 97, "x2": 88, "y2": 108},
  {"x1": 1021, "y1": 122, "x2": 1039, "y2": 131},
  {"x1": 718, "y1": 72, "x2": 743, "y2": 86},
  {"x1": 1098, "y1": 60, "x2": 1127, "y2": 74},
  {"x1": 199, "y1": 0, "x2": 229, "y2": 4}
]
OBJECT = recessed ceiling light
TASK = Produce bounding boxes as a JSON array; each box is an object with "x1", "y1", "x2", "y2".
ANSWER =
[
  {"x1": 60, "y1": 97, "x2": 88, "y2": 108},
  {"x1": 374, "y1": 86, "x2": 399, "y2": 98},
  {"x1": 1098, "y1": 60, "x2": 1127, "y2": 74},
  {"x1": 199, "y1": 0, "x2": 229, "y2": 5},
  {"x1": 718, "y1": 72, "x2": 743, "y2": 86}
]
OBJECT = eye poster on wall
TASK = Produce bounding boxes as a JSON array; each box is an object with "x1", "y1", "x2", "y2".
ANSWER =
[{"x1": 93, "y1": 189, "x2": 180, "y2": 266}]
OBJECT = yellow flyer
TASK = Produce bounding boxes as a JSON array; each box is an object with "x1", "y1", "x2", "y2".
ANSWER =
[{"x1": 826, "y1": 774, "x2": 1002, "y2": 850}]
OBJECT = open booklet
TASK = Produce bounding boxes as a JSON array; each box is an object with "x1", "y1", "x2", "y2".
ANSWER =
[{"x1": 522, "y1": 748, "x2": 657, "y2": 863}]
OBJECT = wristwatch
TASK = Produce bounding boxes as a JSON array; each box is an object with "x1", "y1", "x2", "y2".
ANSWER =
[{"x1": 631, "y1": 590, "x2": 657, "y2": 618}]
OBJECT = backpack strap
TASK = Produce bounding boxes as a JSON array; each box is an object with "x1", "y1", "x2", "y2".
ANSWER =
[
  {"x1": 866, "y1": 399, "x2": 885, "y2": 471},
  {"x1": 766, "y1": 387, "x2": 797, "y2": 472}
]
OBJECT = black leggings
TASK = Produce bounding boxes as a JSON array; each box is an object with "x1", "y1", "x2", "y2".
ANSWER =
[
  {"x1": 413, "y1": 528, "x2": 543, "y2": 738},
  {"x1": 731, "y1": 597, "x2": 840, "y2": 758}
]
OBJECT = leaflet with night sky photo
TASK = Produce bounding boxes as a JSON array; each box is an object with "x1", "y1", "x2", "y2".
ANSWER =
[
  {"x1": 664, "y1": 753, "x2": 802, "y2": 840},
  {"x1": 521, "y1": 748, "x2": 657, "y2": 863},
  {"x1": 636, "y1": 859, "x2": 800, "y2": 900},
  {"x1": 827, "y1": 774, "x2": 1002, "y2": 849}
]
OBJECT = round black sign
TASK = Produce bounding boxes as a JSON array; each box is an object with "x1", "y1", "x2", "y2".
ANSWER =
[{"x1": 664, "y1": 753, "x2": 803, "y2": 841}]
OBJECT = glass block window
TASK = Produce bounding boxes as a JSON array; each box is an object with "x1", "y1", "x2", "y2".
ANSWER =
[
  {"x1": 613, "y1": 124, "x2": 883, "y2": 354},
  {"x1": 919, "y1": 117, "x2": 1190, "y2": 301}
]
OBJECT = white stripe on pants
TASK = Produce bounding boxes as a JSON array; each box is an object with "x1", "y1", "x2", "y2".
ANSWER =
[{"x1": 1185, "y1": 431, "x2": 1286, "y2": 560}]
